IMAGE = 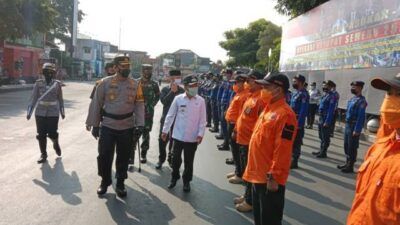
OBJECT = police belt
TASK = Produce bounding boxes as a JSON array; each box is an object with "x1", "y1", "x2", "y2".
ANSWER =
[
  {"x1": 39, "y1": 101, "x2": 57, "y2": 106},
  {"x1": 102, "y1": 111, "x2": 133, "y2": 120}
]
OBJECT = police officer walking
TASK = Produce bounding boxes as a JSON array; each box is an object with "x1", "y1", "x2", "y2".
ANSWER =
[
  {"x1": 313, "y1": 80, "x2": 337, "y2": 158},
  {"x1": 85, "y1": 55, "x2": 145, "y2": 197},
  {"x1": 290, "y1": 74, "x2": 309, "y2": 169},
  {"x1": 131, "y1": 64, "x2": 160, "y2": 164},
  {"x1": 156, "y1": 70, "x2": 185, "y2": 169},
  {"x1": 337, "y1": 81, "x2": 367, "y2": 173},
  {"x1": 27, "y1": 63, "x2": 65, "y2": 164},
  {"x1": 161, "y1": 75, "x2": 207, "y2": 192}
]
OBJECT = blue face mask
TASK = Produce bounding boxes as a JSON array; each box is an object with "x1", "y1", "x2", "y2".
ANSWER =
[{"x1": 187, "y1": 87, "x2": 198, "y2": 97}]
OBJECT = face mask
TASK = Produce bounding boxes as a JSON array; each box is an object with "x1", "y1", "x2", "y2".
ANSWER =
[
  {"x1": 43, "y1": 70, "x2": 53, "y2": 84},
  {"x1": 187, "y1": 87, "x2": 198, "y2": 97},
  {"x1": 380, "y1": 94, "x2": 400, "y2": 128},
  {"x1": 292, "y1": 84, "x2": 299, "y2": 89},
  {"x1": 322, "y1": 87, "x2": 329, "y2": 92},
  {"x1": 232, "y1": 84, "x2": 239, "y2": 93},
  {"x1": 120, "y1": 69, "x2": 131, "y2": 78},
  {"x1": 174, "y1": 79, "x2": 182, "y2": 85},
  {"x1": 143, "y1": 73, "x2": 152, "y2": 79},
  {"x1": 351, "y1": 88, "x2": 357, "y2": 95}
]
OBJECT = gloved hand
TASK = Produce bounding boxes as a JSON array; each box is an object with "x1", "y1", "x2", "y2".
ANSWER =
[
  {"x1": 92, "y1": 127, "x2": 100, "y2": 140},
  {"x1": 134, "y1": 126, "x2": 145, "y2": 134}
]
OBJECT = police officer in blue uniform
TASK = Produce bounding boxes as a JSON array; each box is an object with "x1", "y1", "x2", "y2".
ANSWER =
[
  {"x1": 290, "y1": 74, "x2": 310, "y2": 169},
  {"x1": 313, "y1": 80, "x2": 337, "y2": 158},
  {"x1": 209, "y1": 73, "x2": 220, "y2": 133},
  {"x1": 200, "y1": 73, "x2": 213, "y2": 127},
  {"x1": 337, "y1": 81, "x2": 367, "y2": 173},
  {"x1": 330, "y1": 81, "x2": 340, "y2": 137},
  {"x1": 217, "y1": 69, "x2": 234, "y2": 150}
]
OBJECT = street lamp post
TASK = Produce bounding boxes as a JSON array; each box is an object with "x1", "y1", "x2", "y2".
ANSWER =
[{"x1": 267, "y1": 48, "x2": 272, "y2": 73}]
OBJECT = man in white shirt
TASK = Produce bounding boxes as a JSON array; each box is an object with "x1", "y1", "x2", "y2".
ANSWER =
[
  {"x1": 161, "y1": 74, "x2": 207, "y2": 192},
  {"x1": 306, "y1": 82, "x2": 321, "y2": 129}
]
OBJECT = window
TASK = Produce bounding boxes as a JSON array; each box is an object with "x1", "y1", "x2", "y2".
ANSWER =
[{"x1": 83, "y1": 47, "x2": 91, "y2": 54}]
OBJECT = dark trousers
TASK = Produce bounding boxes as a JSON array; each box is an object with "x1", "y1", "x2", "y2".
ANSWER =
[
  {"x1": 171, "y1": 139, "x2": 198, "y2": 183},
  {"x1": 239, "y1": 144, "x2": 252, "y2": 205},
  {"x1": 35, "y1": 116, "x2": 60, "y2": 155},
  {"x1": 252, "y1": 183, "x2": 286, "y2": 225},
  {"x1": 292, "y1": 128, "x2": 304, "y2": 161},
  {"x1": 344, "y1": 123, "x2": 360, "y2": 162},
  {"x1": 97, "y1": 126, "x2": 133, "y2": 185},
  {"x1": 211, "y1": 100, "x2": 220, "y2": 129},
  {"x1": 219, "y1": 103, "x2": 229, "y2": 144},
  {"x1": 307, "y1": 104, "x2": 318, "y2": 127},
  {"x1": 206, "y1": 98, "x2": 212, "y2": 125},
  {"x1": 318, "y1": 122, "x2": 331, "y2": 153},
  {"x1": 229, "y1": 123, "x2": 241, "y2": 176},
  {"x1": 158, "y1": 118, "x2": 174, "y2": 164},
  {"x1": 330, "y1": 110, "x2": 338, "y2": 136}
]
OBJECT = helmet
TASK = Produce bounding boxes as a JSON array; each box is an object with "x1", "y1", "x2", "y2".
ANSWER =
[{"x1": 42, "y1": 63, "x2": 56, "y2": 72}]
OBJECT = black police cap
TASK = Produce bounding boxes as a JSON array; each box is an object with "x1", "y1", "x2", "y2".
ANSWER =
[
  {"x1": 324, "y1": 80, "x2": 335, "y2": 87},
  {"x1": 351, "y1": 81, "x2": 365, "y2": 88},
  {"x1": 255, "y1": 72, "x2": 290, "y2": 92},
  {"x1": 294, "y1": 74, "x2": 306, "y2": 83},
  {"x1": 169, "y1": 70, "x2": 181, "y2": 76},
  {"x1": 230, "y1": 74, "x2": 248, "y2": 83},
  {"x1": 247, "y1": 70, "x2": 264, "y2": 80},
  {"x1": 114, "y1": 55, "x2": 130, "y2": 65},
  {"x1": 371, "y1": 73, "x2": 400, "y2": 91},
  {"x1": 182, "y1": 75, "x2": 199, "y2": 85}
]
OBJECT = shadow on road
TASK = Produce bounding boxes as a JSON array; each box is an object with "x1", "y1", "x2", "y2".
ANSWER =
[
  {"x1": 32, "y1": 158, "x2": 82, "y2": 205},
  {"x1": 138, "y1": 164, "x2": 253, "y2": 225}
]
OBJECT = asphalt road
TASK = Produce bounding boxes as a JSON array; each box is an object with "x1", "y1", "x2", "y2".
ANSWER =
[{"x1": 0, "y1": 82, "x2": 371, "y2": 225}]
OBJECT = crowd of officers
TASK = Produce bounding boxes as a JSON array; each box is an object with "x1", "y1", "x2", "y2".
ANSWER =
[{"x1": 26, "y1": 55, "x2": 400, "y2": 225}]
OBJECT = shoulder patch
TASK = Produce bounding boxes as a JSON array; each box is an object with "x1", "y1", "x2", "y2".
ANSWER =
[{"x1": 281, "y1": 124, "x2": 295, "y2": 141}]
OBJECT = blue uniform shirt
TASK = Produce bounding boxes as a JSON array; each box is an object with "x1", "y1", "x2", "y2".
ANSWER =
[
  {"x1": 211, "y1": 82, "x2": 220, "y2": 101},
  {"x1": 220, "y1": 81, "x2": 233, "y2": 105},
  {"x1": 332, "y1": 90, "x2": 340, "y2": 110},
  {"x1": 216, "y1": 82, "x2": 225, "y2": 103},
  {"x1": 318, "y1": 91, "x2": 337, "y2": 125},
  {"x1": 290, "y1": 89, "x2": 310, "y2": 128},
  {"x1": 345, "y1": 95, "x2": 367, "y2": 133}
]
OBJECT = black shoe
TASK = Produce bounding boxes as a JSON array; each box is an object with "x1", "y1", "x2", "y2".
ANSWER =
[
  {"x1": 218, "y1": 145, "x2": 230, "y2": 151},
  {"x1": 140, "y1": 157, "x2": 147, "y2": 164},
  {"x1": 183, "y1": 183, "x2": 191, "y2": 192},
  {"x1": 215, "y1": 135, "x2": 224, "y2": 140},
  {"x1": 225, "y1": 158, "x2": 234, "y2": 165},
  {"x1": 312, "y1": 151, "x2": 321, "y2": 156},
  {"x1": 316, "y1": 152, "x2": 327, "y2": 158},
  {"x1": 115, "y1": 181, "x2": 127, "y2": 198},
  {"x1": 128, "y1": 158, "x2": 134, "y2": 165},
  {"x1": 37, "y1": 154, "x2": 47, "y2": 164},
  {"x1": 97, "y1": 181, "x2": 110, "y2": 195},
  {"x1": 305, "y1": 125, "x2": 312, "y2": 129},
  {"x1": 209, "y1": 128, "x2": 219, "y2": 133},
  {"x1": 337, "y1": 161, "x2": 348, "y2": 170},
  {"x1": 341, "y1": 162, "x2": 354, "y2": 173},
  {"x1": 290, "y1": 159, "x2": 298, "y2": 169},
  {"x1": 206, "y1": 123, "x2": 211, "y2": 128},
  {"x1": 168, "y1": 179, "x2": 177, "y2": 189},
  {"x1": 155, "y1": 162, "x2": 163, "y2": 170}
]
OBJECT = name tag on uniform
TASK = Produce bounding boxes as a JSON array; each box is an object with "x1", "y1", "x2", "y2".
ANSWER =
[{"x1": 179, "y1": 105, "x2": 186, "y2": 113}]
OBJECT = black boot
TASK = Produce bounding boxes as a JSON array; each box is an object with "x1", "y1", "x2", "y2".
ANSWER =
[
  {"x1": 155, "y1": 161, "x2": 163, "y2": 170},
  {"x1": 206, "y1": 123, "x2": 211, "y2": 128},
  {"x1": 341, "y1": 161, "x2": 354, "y2": 173},
  {"x1": 140, "y1": 156, "x2": 147, "y2": 164},
  {"x1": 115, "y1": 179, "x2": 127, "y2": 198},
  {"x1": 168, "y1": 179, "x2": 177, "y2": 189},
  {"x1": 337, "y1": 160, "x2": 349, "y2": 169},
  {"x1": 183, "y1": 182, "x2": 191, "y2": 192},
  {"x1": 215, "y1": 134, "x2": 224, "y2": 140},
  {"x1": 97, "y1": 180, "x2": 110, "y2": 195},
  {"x1": 37, "y1": 135, "x2": 47, "y2": 164},
  {"x1": 312, "y1": 151, "x2": 320, "y2": 155},
  {"x1": 209, "y1": 127, "x2": 219, "y2": 133},
  {"x1": 218, "y1": 144, "x2": 230, "y2": 151},
  {"x1": 316, "y1": 151, "x2": 327, "y2": 158},
  {"x1": 50, "y1": 138, "x2": 62, "y2": 156},
  {"x1": 290, "y1": 159, "x2": 299, "y2": 169}
]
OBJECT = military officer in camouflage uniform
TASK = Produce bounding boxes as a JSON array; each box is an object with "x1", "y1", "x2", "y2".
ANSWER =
[
  {"x1": 85, "y1": 55, "x2": 145, "y2": 197},
  {"x1": 129, "y1": 64, "x2": 160, "y2": 164},
  {"x1": 27, "y1": 63, "x2": 65, "y2": 164}
]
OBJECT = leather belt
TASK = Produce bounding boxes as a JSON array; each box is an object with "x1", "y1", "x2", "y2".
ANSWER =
[{"x1": 103, "y1": 111, "x2": 133, "y2": 120}]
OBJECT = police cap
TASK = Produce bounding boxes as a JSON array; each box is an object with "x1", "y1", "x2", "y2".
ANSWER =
[
  {"x1": 247, "y1": 70, "x2": 264, "y2": 80},
  {"x1": 351, "y1": 81, "x2": 365, "y2": 88},
  {"x1": 255, "y1": 72, "x2": 290, "y2": 92},
  {"x1": 182, "y1": 75, "x2": 199, "y2": 85},
  {"x1": 142, "y1": 64, "x2": 153, "y2": 69},
  {"x1": 42, "y1": 63, "x2": 56, "y2": 72},
  {"x1": 230, "y1": 74, "x2": 248, "y2": 83},
  {"x1": 114, "y1": 55, "x2": 130, "y2": 65},
  {"x1": 169, "y1": 70, "x2": 181, "y2": 76},
  {"x1": 325, "y1": 80, "x2": 335, "y2": 87},
  {"x1": 294, "y1": 74, "x2": 306, "y2": 83},
  {"x1": 371, "y1": 73, "x2": 400, "y2": 91}
]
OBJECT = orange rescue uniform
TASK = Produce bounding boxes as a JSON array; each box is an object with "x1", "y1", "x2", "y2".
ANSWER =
[
  {"x1": 347, "y1": 131, "x2": 400, "y2": 225},
  {"x1": 243, "y1": 98, "x2": 297, "y2": 185},
  {"x1": 225, "y1": 89, "x2": 251, "y2": 123},
  {"x1": 235, "y1": 90, "x2": 267, "y2": 145}
]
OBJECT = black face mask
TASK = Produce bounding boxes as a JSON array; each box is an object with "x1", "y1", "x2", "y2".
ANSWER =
[
  {"x1": 120, "y1": 69, "x2": 130, "y2": 77},
  {"x1": 143, "y1": 73, "x2": 152, "y2": 79},
  {"x1": 351, "y1": 88, "x2": 357, "y2": 95},
  {"x1": 292, "y1": 84, "x2": 299, "y2": 89},
  {"x1": 107, "y1": 72, "x2": 114, "y2": 76},
  {"x1": 322, "y1": 87, "x2": 329, "y2": 92},
  {"x1": 43, "y1": 70, "x2": 53, "y2": 84}
]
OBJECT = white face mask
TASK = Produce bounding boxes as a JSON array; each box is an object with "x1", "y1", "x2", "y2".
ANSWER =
[{"x1": 187, "y1": 87, "x2": 198, "y2": 97}]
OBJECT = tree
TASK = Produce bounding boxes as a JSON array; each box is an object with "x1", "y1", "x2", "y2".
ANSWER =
[
  {"x1": 219, "y1": 19, "x2": 271, "y2": 68},
  {"x1": 256, "y1": 23, "x2": 282, "y2": 71},
  {"x1": 0, "y1": 0, "x2": 57, "y2": 40},
  {"x1": 274, "y1": 0, "x2": 329, "y2": 18},
  {"x1": 47, "y1": 0, "x2": 85, "y2": 51}
]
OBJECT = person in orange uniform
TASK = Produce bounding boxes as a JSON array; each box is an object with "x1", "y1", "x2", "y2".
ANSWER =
[
  {"x1": 347, "y1": 74, "x2": 400, "y2": 225},
  {"x1": 243, "y1": 73, "x2": 297, "y2": 225},
  {"x1": 233, "y1": 70, "x2": 267, "y2": 212},
  {"x1": 225, "y1": 73, "x2": 251, "y2": 182}
]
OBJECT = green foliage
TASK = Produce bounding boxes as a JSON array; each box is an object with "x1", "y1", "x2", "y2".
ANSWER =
[
  {"x1": 275, "y1": 0, "x2": 329, "y2": 18},
  {"x1": 0, "y1": 0, "x2": 57, "y2": 40}
]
